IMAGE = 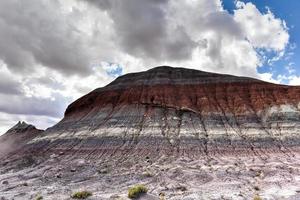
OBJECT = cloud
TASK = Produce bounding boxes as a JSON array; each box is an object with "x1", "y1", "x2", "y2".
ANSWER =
[
  {"x1": 0, "y1": 0, "x2": 292, "y2": 132},
  {"x1": 0, "y1": 0, "x2": 290, "y2": 77},
  {"x1": 0, "y1": 74, "x2": 22, "y2": 95},
  {"x1": 156, "y1": 0, "x2": 261, "y2": 77},
  {"x1": 234, "y1": 1, "x2": 289, "y2": 51},
  {"x1": 0, "y1": 0, "x2": 112, "y2": 76},
  {"x1": 81, "y1": 0, "x2": 288, "y2": 78},
  {"x1": 90, "y1": 0, "x2": 197, "y2": 61},
  {"x1": 0, "y1": 93, "x2": 68, "y2": 117},
  {"x1": 288, "y1": 76, "x2": 300, "y2": 85}
]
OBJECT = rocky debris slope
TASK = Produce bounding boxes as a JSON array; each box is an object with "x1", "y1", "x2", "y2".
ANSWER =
[
  {"x1": 0, "y1": 121, "x2": 43, "y2": 157},
  {"x1": 24, "y1": 66, "x2": 300, "y2": 158}
]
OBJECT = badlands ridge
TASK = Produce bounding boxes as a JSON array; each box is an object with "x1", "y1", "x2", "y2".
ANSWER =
[{"x1": 1, "y1": 66, "x2": 300, "y2": 200}]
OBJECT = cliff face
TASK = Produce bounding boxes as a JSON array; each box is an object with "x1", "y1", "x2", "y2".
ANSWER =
[
  {"x1": 0, "y1": 121, "x2": 42, "y2": 157},
  {"x1": 27, "y1": 66, "x2": 300, "y2": 157}
]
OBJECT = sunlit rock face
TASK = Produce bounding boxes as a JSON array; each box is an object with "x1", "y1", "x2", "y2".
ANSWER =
[{"x1": 25, "y1": 66, "x2": 300, "y2": 157}]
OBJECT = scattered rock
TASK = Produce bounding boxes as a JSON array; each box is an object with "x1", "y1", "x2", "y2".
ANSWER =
[
  {"x1": 109, "y1": 194, "x2": 121, "y2": 199},
  {"x1": 22, "y1": 182, "x2": 28, "y2": 186},
  {"x1": 70, "y1": 168, "x2": 77, "y2": 172},
  {"x1": 98, "y1": 169, "x2": 109, "y2": 174},
  {"x1": 254, "y1": 186, "x2": 260, "y2": 191},
  {"x1": 50, "y1": 154, "x2": 58, "y2": 158},
  {"x1": 175, "y1": 185, "x2": 187, "y2": 191},
  {"x1": 143, "y1": 170, "x2": 153, "y2": 178},
  {"x1": 2, "y1": 180, "x2": 8, "y2": 185}
]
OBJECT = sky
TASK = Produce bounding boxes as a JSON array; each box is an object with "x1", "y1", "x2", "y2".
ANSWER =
[{"x1": 0, "y1": 0, "x2": 299, "y2": 133}]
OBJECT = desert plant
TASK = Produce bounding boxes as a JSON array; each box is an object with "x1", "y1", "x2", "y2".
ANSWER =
[
  {"x1": 253, "y1": 195, "x2": 262, "y2": 200},
  {"x1": 128, "y1": 184, "x2": 148, "y2": 199},
  {"x1": 159, "y1": 192, "x2": 165, "y2": 200},
  {"x1": 36, "y1": 196, "x2": 43, "y2": 200},
  {"x1": 71, "y1": 191, "x2": 93, "y2": 199}
]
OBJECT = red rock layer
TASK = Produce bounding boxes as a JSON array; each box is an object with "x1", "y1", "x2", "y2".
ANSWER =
[{"x1": 64, "y1": 68, "x2": 300, "y2": 121}]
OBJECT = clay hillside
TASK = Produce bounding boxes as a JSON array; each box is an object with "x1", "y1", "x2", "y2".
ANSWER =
[{"x1": 25, "y1": 66, "x2": 300, "y2": 157}]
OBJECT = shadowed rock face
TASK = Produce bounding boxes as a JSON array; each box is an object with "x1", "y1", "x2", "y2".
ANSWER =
[
  {"x1": 24, "y1": 66, "x2": 300, "y2": 157},
  {"x1": 0, "y1": 121, "x2": 42, "y2": 157}
]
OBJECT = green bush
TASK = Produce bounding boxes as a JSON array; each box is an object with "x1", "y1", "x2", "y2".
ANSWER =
[
  {"x1": 36, "y1": 196, "x2": 43, "y2": 200},
  {"x1": 71, "y1": 191, "x2": 93, "y2": 199},
  {"x1": 128, "y1": 184, "x2": 148, "y2": 199}
]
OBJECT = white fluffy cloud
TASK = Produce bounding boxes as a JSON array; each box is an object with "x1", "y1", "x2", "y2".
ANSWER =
[
  {"x1": 287, "y1": 76, "x2": 300, "y2": 85},
  {"x1": 0, "y1": 0, "x2": 291, "y2": 133},
  {"x1": 234, "y1": 2, "x2": 289, "y2": 51}
]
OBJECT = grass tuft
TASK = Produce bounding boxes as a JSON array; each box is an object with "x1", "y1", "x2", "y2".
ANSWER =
[
  {"x1": 253, "y1": 195, "x2": 262, "y2": 200},
  {"x1": 128, "y1": 184, "x2": 148, "y2": 199},
  {"x1": 36, "y1": 196, "x2": 43, "y2": 200},
  {"x1": 71, "y1": 191, "x2": 93, "y2": 199}
]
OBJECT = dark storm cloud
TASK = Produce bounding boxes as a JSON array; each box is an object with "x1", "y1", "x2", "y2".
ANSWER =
[
  {"x1": 84, "y1": 0, "x2": 197, "y2": 61},
  {"x1": 0, "y1": 0, "x2": 92, "y2": 76},
  {"x1": 0, "y1": 76, "x2": 22, "y2": 95}
]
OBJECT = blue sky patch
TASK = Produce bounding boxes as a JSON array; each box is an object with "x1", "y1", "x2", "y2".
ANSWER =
[{"x1": 223, "y1": 0, "x2": 300, "y2": 82}]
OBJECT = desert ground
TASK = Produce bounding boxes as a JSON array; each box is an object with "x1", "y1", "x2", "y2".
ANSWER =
[{"x1": 1, "y1": 150, "x2": 300, "y2": 200}]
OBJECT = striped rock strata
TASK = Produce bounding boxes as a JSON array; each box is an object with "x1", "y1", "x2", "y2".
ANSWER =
[{"x1": 25, "y1": 66, "x2": 300, "y2": 158}]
